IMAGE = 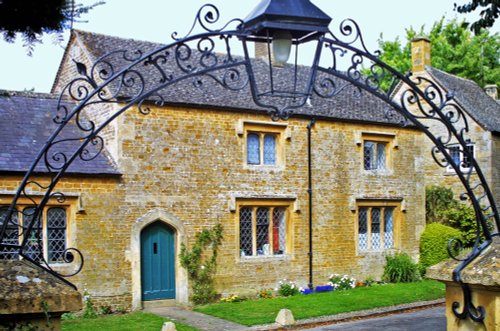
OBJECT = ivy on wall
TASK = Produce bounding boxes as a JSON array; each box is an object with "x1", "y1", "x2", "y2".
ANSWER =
[{"x1": 179, "y1": 223, "x2": 223, "y2": 304}]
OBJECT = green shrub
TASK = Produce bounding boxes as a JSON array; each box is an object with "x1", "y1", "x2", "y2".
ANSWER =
[
  {"x1": 277, "y1": 279, "x2": 299, "y2": 297},
  {"x1": 425, "y1": 185, "x2": 457, "y2": 224},
  {"x1": 419, "y1": 223, "x2": 462, "y2": 274},
  {"x1": 441, "y1": 203, "x2": 477, "y2": 247},
  {"x1": 383, "y1": 252, "x2": 421, "y2": 283}
]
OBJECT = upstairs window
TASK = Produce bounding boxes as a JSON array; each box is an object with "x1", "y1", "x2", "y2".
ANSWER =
[
  {"x1": 247, "y1": 133, "x2": 277, "y2": 165},
  {"x1": 238, "y1": 203, "x2": 289, "y2": 257},
  {"x1": 364, "y1": 141, "x2": 387, "y2": 170},
  {"x1": 361, "y1": 133, "x2": 394, "y2": 172},
  {"x1": 447, "y1": 143, "x2": 475, "y2": 173},
  {"x1": 242, "y1": 122, "x2": 286, "y2": 167}
]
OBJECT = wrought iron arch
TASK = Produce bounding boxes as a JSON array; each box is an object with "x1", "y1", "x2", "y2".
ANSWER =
[{"x1": 1, "y1": 3, "x2": 498, "y2": 322}]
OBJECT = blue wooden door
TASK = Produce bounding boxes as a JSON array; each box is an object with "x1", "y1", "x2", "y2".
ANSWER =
[{"x1": 141, "y1": 222, "x2": 176, "y2": 300}]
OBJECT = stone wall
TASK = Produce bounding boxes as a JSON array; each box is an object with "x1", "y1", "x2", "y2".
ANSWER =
[
  {"x1": 392, "y1": 71, "x2": 495, "y2": 204},
  {"x1": 70, "y1": 104, "x2": 424, "y2": 306}
]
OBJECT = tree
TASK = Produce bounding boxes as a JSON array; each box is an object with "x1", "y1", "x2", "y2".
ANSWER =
[
  {"x1": 455, "y1": 0, "x2": 500, "y2": 34},
  {"x1": 0, "y1": 0, "x2": 103, "y2": 54},
  {"x1": 377, "y1": 18, "x2": 500, "y2": 88}
]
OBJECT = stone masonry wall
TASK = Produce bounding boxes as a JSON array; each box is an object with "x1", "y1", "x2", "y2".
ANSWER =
[
  {"x1": 71, "y1": 103, "x2": 424, "y2": 304},
  {"x1": 1, "y1": 104, "x2": 426, "y2": 308}
]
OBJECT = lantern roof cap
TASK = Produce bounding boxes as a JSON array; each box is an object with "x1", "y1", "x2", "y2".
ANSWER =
[{"x1": 240, "y1": 0, "x2": 332, "y2": 40}]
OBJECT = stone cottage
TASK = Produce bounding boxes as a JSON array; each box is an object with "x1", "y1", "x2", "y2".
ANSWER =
[
  {"x1": 1, "y1": 30, "x2": 429, "y2": 310},
  {"x1": 394, "y1": 37, "x2": 500, "y2": 210}
]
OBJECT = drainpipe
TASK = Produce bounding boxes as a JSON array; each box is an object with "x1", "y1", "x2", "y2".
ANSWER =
[{"x1": 307, "y1": 118, "x2": 315, "y2": 290}]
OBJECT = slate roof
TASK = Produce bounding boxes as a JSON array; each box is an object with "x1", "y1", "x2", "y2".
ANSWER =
[
  {"x1": 57, "y1": 29, "x2": 404, "y2": 126},
  {"x1": 427, "y1": 66, "x2": 500, "y2": 133},
  {"x1": 0, "y1": 91, "x2": 120, "y2": 175}
]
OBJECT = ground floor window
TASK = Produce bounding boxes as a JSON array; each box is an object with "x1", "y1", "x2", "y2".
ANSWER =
[
  {"x1": 238, "y1": 202, "x2": 290, "y2": 257},
  {"x1": 357, "y1": 202, "x2": 399, "y2": 252},
  {"x1": 0, "y1": 206, "x2": 67, "y2": 263}
]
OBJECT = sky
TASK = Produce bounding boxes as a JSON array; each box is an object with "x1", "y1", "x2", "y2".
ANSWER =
[{"x1": 0, "y1": 0, "x2": 498, "y2": 93}]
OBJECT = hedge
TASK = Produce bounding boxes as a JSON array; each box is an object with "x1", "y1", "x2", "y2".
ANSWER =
[{"x1": 419, "y1": 223, "x2": 462, "y2": 273}]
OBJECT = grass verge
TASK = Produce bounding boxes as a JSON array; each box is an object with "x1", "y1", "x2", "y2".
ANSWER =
[
  {"x1": 194, "y1": 280, "x2": 445, "y2": 326},
  {"x1": 61, "y1": 311, "x2": 198, "y2": 331}
]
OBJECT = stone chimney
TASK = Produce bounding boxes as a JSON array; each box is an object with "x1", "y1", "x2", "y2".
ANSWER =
[
  {"x1": 411, "y1": 37, "x2": 431, "y2": 72},
  {"x1": 484, "y1": 84, "x2": 498, "y2": 100},
  {"x1": 255, "y1": 42, "x2": 270, "y2": 60}
]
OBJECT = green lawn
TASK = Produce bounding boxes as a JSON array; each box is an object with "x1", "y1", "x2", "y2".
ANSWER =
[
  {"x1": 194, "y1": 280, "x2": 445, "y2": 326},
  {"x1": 61, "y1": 311, "x2": 198, "y2": 331}
]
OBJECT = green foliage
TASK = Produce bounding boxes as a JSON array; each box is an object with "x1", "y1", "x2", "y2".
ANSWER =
[
  {"x1": 419, "y1": 223, "x2": 462, "y2": 273},
  {"x1": 61, "y1": 311, "x2": 198, "y2": 331},
  {"x1": 195, "y1": 280, "x2": 445, "y2": 326},
  {"x1": 425, "y1": 185, "x2": 458, "y2": 224},
  {"x1": 383, "y1": 252, "x2": 421, "y2": 283},
  {"x1": 441, "y1": 203, "x2": 478, "y2": 246},
  {"x1": 377, "y1": 18, "x2": 500, "y2": 88},
  {"x1": 179, "y1": 223, "x2": 223, "y2": 305},
  {"x1": 82, "y1": 290, "x2": 97, "y2": 319},
  {"x1": 277, "y1": 279, "x2": 299, "y2": 297},
  {"x1": 0, "y1": 0, "x2": 104, "y2": 54},
  {"x1": 455, "y1": 0, "x2": 500, "y2": 34}
]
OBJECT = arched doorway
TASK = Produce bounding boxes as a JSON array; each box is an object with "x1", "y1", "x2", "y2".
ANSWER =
[{"x1": 140, "y1": 221, "x2": 176, "y2": 300}]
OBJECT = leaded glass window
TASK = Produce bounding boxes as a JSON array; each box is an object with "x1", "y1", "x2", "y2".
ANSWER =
[
  {"x1": 447, "y1": 144, "x2": 475, "y2": 172},
  {"x1": 384, "y1": 208, "x2": 394, "y2": 249},
  {"x1": 263, "y1": 134, "x2": 276, "y2": 165},
  {"x1": 239, "y1": 207, "x2": 253, "y2": 256},
  {"x1": 364, "y1": 141, "x2": 386, "y2": 170},
  {"x1": 246, "y1": 131, "x2": 279, "y2": 166},
  {"x1": 358, "y1": 206, "x2": 395, "y2": 252},
  {"x1": 239, "y1": 205, "x2": 288, "y2": 257},
  {"x1": 23, "y1": 207, "x2": 42, "y2": 262},
  {"x1": 0, "y1": 207, "x2": 19, "y2": 260},
  {"x1": 247, "y1": 133, "x2": 260, "y2": 165},
  {"x1": 47, "y1": 207, "x2": 67, "y2": 263},
  {"x1": 0, "y1": 205, "x2": 67, "y2": 263},
  {"x1": 272, "y1": 208, "x2": 286, "y2": 255},
  {"x1": 358, "y1": 208, "x2": 368, "y2": 251}
]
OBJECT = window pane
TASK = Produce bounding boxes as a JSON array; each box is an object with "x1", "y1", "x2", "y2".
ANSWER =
[
  {"x1": 0, "y1": 207, "x2": 19, "y2": 260},
  {"x1": 463, "y1": 145, "x2": 474, "y2": 169},
  {"x1": 449, "y1": 146, "x2": 461, "y2": 167},
  {"x1": 256, "y1": 208, "x2": 269, "y2": 255},
  {"x1": 272, "y1": 208, "x2": 286, "y2": 255},
  {"x1": 363, "y1": 142, "x2": 374, "y2": 170},
  {"x1": 358, "y1": 208, "x2": 368, "y2": 251},
  {"x1": 263, "y1": 134, "x2": 276, "y2": 165},
  {"x1": 47, "y1": 207, "x2": 67, "y2": 263},
  {"x1": 371, "y1": 208, "x2": 381, "y2": 250},
  {"x1": 376, "y1": 143, "x2": 386, "y2": 169},
  {"x1": 239, "y1": 208, "x2": 253, "y2": 256},
  {"x1": 384, "y1": 208, "x2": 394, "y2": 249},
  {"x1": 22, "y1": 207, "x2": 43, "y2": 262},
  {"x1": 247, "y1": 133, "x2": 260, "y2": 165}
]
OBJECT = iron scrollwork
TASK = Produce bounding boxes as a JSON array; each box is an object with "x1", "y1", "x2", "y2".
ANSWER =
[{"x1": 0, "y1": 3, "x2": 498, "y2": 322}]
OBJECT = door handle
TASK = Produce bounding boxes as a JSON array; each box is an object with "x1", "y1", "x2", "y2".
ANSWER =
[{"x1": 153, "y1": 242, "x2": 158, "y2": 254}]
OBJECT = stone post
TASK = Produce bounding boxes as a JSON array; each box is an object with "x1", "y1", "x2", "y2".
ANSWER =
[
  {"x1": 0, "y1": 260, "x2": 82, "y2": 331},
  {"x1": 427, "y1": 237, "x2": 499, "y2": 331}
]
